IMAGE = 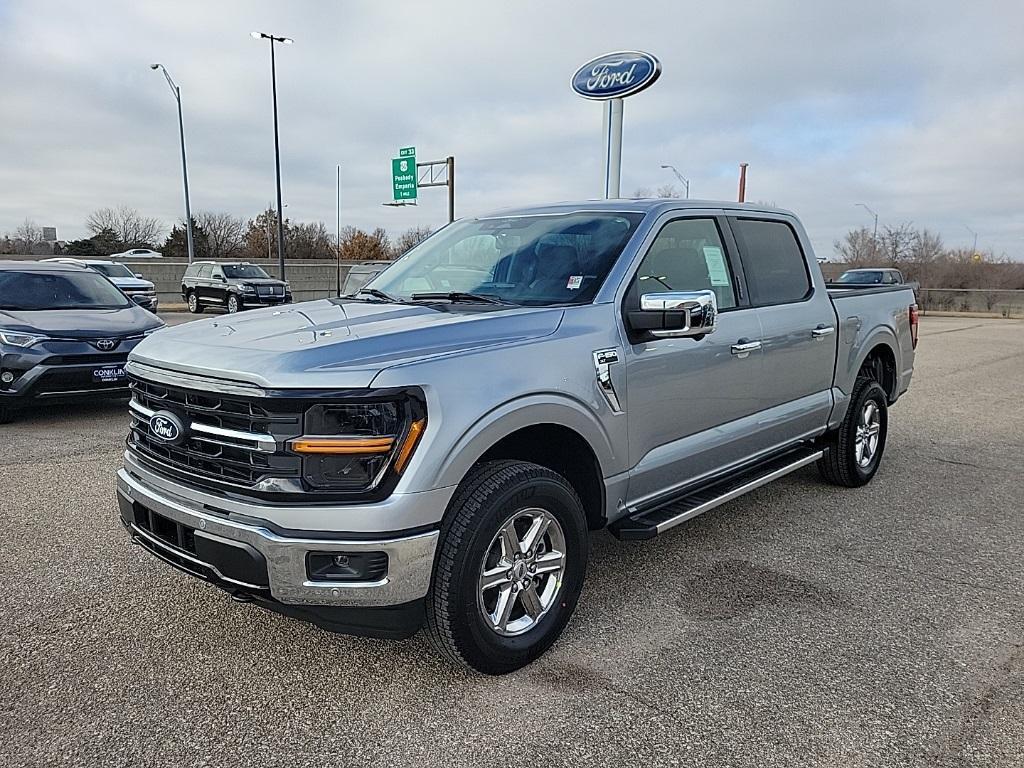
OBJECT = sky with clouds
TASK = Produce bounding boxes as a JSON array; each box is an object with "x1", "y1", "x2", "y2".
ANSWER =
[{"x1": 1, "y1": 0, "x2": 1022, "y2": 260}]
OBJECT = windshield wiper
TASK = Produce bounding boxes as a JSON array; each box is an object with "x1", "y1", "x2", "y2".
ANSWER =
[
  {"x1": 354, "y1": 288, "x2": 407, "y2": 303},
  {"x1": 409, "y1": 291, "x2": 511, "y2": 305}
]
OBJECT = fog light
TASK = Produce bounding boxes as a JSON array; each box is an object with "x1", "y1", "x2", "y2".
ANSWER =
[
  {"x1": 0, "y1": 371, "x2": 13, "y2": 384},
  {"x1": 307, "y1": 551, "x2": 388, "y2": 582}
]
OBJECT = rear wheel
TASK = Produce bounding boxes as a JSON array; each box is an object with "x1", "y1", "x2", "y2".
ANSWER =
[
  {"x1": 187, "y1": 292, "x2": 202, "y2": 314},
  {"x1": 425, "y1": 460, "x2": 588, "y2": 674},
  {"x1": 818, "y1": 376, "x2": 888, "y2": 487}
]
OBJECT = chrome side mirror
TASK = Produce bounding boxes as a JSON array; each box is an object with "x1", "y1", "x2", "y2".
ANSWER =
[{"x1": 630, "y1": 290, "x2": 718, "y2": 338}]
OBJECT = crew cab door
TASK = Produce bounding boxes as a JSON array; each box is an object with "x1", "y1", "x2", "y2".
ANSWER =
[
  {"x1": 620, "y1": 213, "x2": 764, "y2": 506},
  {"x1": 727, "y1": 216, "x2": 838, "y2": 445}
]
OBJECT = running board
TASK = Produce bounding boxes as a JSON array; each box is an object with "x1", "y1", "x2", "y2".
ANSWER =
[{"x1": 608, "y1": 446, "x2": 824, "y2": 541}]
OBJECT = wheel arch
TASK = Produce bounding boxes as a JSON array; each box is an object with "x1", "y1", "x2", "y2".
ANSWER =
[
  {"x1": 432, "y1": 396, "x2": 615, "y2": 531},
  {"x1": 854, "y1": 337, "x2": 899, "y2": 401}
]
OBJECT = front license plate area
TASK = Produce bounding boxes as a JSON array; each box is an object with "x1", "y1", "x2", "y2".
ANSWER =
[{"x1": 93, "y1": 365, "x2": 126, "y2": 383}]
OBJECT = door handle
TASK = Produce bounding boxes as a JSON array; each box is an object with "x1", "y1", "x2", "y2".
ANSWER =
[
  {"x1": 731, "y1": 340, "x2": 762, "y2": 357},
  {"x1": 811, "y1": 325, "x2": 835, "y2": 338}
]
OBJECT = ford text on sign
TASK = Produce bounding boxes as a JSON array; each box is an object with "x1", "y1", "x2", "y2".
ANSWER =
[{"x1": 571, "y1": 51, "x2": 661, "y2": 100}]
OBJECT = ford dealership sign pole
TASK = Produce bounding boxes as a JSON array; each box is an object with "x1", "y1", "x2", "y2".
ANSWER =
[{"x1": 571, "y1": 51, "x2": 662, "y2": 199}]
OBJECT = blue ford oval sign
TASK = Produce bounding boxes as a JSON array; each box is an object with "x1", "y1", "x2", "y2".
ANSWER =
[{"x1": 571, "y1": 51, "x2": 661, "y2": 100}]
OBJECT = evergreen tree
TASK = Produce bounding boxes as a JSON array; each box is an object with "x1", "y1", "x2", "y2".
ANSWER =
[{"x1": 162, "y1": 218, "x2": 209, "y2": 260}]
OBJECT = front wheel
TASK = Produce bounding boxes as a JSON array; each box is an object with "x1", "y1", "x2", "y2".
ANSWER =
[
  {"x1": 425, "y1": 460, "x2": 589, "y2": 674},
  {"x1": 818, "y1": 376, "x2": 889, "y2": 487},
  {"x1": 227, "y1": 294, "x2": 240, "y2": 314}
]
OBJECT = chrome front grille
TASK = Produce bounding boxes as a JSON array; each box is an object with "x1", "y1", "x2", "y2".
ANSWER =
[
  {"x1": 257, "y1": 285, "x2": 284, "y2": 297},
  {"x1": 127, "y1": 377, "x2": 303, "y2": 491}
]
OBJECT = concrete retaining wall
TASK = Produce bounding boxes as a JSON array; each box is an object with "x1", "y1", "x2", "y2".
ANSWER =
[{"x1": 118, "y1": 259, "x2": 361, "y2": 306}]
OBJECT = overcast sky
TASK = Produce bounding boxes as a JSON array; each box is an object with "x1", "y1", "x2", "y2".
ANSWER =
[{"x1": 2, "y1": 0, "x2": 1022, "y2": 260}]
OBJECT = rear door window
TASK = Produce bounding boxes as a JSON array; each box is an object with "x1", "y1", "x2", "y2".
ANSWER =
[{"x1": 729, "y1": 218, "x2": 811, "y2": 306}]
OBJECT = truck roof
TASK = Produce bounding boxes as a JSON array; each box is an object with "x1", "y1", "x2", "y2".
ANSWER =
[{"x1": 475, "y1": 198, "x2": 796, "y2": 219}]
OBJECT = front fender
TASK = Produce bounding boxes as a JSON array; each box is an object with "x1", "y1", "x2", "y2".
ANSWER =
[{"x1": 432, "y1": 393, "x2": 617, "y2": 490}]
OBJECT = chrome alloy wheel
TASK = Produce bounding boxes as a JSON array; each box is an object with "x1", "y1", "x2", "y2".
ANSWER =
[
  {"x1": 187, "y1": 293, "x2": 198, "y2": 312},
  {"x1": 477, "y1": 508, "x2": 567, "y2": 637},
  {"x1": 855, "y1": 400, "x2": 882, "y2": 467}
]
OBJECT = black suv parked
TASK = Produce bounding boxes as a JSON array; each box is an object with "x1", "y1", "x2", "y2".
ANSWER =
[{"x1": 181, "y1": 261, "x2": 291, "y2": 314}]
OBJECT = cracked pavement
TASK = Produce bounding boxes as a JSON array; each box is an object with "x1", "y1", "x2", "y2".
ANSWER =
[{"x1": 1, "y1": 314, "x2": 1022, "y2": 767}]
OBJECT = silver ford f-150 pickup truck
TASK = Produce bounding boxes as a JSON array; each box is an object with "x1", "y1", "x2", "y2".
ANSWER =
[{"x1": 116, "y1": 200, "x2": 918, "y2": 674}]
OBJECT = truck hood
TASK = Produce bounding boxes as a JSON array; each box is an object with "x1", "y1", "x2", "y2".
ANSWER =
[
  {"x1": 129, "y1": 298, "x2": 563, "y2": 389},
  {"x1": 110, "y1": 277, "x2": 155, "y2": 290},
  {"x1": 0, "y1": 306, "x2": 162, "y2": 338}
]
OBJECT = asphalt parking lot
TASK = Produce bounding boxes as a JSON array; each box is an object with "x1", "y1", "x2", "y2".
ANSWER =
[{"x1": 1, "y1": 315, "x2": 1021, "y2": 767}]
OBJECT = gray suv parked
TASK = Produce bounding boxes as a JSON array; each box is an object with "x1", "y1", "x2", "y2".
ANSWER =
[{"x1": 117, "y1": 200, "x2": 918, "y2": 673}]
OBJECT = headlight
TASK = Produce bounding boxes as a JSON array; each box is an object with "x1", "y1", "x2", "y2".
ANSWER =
[
  {"x1": 288, "y1": 397, "x2": 426, "y2": 492},
  {"x1": 242, "y1": 284, "x2": 257, "y2": 293},
  {"x1": 0, "y1": 330, "x2": 46, "y2": 348}
]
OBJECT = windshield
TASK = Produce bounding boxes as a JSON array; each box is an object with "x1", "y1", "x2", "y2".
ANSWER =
[
  {"x1": 367, "y1": 212, "x2": 645, "y2": 305},
  {"x1": 223, "y1": 264, "x2": 271, "y2": 279},
  {"x1": 0, "y1": 270, "x2": 131, "y2": 310},
  {"x1": 838, "y1": 270, "x2": 883, "y2": 284},
  {"x1": 91, "y1": 263, "x2": 135, "y2": 278}
]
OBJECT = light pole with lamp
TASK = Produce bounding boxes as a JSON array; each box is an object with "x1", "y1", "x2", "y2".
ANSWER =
[
  {"x1": 251, "y1": 31, "x2": 292, "y2": 281},
  {"x1": 150, "y1": 63, "x2": 195, "y2": 263},
  {"x1": 965, "y1": 224, "x2": 978, "y2": 254},
  {"x1": 659, "y1": 164, "x2": 690, "y2": 199},
  {"x1": 856, "y1": 203, "x2": 879, "y2": 240}
]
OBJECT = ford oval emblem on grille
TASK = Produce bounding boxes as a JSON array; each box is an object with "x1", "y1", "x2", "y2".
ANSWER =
[
  {"x1": 149, "y1": 410, "x2": 186, "y2": 445},
  {"x1": 95, "y1": 338, "x2": 117, "y2": 351}
]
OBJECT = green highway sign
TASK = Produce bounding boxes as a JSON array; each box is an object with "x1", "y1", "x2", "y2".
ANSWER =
[{"x1": 392, "y1": 147, "x2": 417, "y2": 201}]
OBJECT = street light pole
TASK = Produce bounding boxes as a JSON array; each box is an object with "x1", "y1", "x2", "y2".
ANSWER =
[
  {"x1": 659, "y1": 164, "x2": 690, "y2": 199},
  {"x1": 336, "y1": 164, "x2": 342, "y2": 296},
  {"x1": 856, "y1": 203, "x2": 879, "y2": 239},
  {"x1": 252, "y1": 31, "x2": 292, "y2": 281},
  {"x1": 965, "y1": 224, "x2": 978, "y2": 254},
  {"x1": 150, "y1": 64, "x2": 195, "y2": 263}
]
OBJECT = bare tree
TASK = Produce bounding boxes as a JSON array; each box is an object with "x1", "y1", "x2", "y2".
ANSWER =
[
  {"x1": 879, "y1": 222, "x2": 916, "y2": 266},
  {"x1": 86, "y1": 205, "x2": 163, "y2": 248},
  {"x1": 904, "y1": 228, "x2": 943, "y2": 287},
  {"x1": 833, "y1": 226, "x2": 881, "y2": 267},
  {"x1": 632, "y1": 187, "x2": 653, "y2": 198},
  {"x1": 195, "y1": 211, "x2": 246, "y2": 260},
  {"x1": 289, "y1": 221, "x2": 334, "y2": 260},
  {"x1": 12, "y1": 218, "x2": 43, "y2": 254},
  {"x1": 655, "y1": 184, "x2": 682, "y2": 199},
  {"x1": 391, "y1": 226, "x2": 433, "y2": 258}
]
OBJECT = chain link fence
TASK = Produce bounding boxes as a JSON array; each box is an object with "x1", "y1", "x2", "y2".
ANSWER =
[{"x1": 918, "y1": 288, "x2": 1024, "y2": 318}]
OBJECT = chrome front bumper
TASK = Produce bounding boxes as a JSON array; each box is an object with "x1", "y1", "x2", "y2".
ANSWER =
[{"x1": 116, "y1": 468, "x2": 439, "y2": 608}]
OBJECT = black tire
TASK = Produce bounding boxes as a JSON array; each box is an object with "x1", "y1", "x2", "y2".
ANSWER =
[
  {"x1": 0, "y1": 405, "x2": 14, "y2": 425},
  {"x1": 227, "y1": 294, "x2": 240, "y2": 314},
  {"x1": 817, "y1": 376, "x2": 888, "y2": 487},
  {"x1": 187, "y1": 292, "x2": 203, "y2": 314},
  {"x1": 425, "y1": 460, "x2": 589, "y2": 675}
]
